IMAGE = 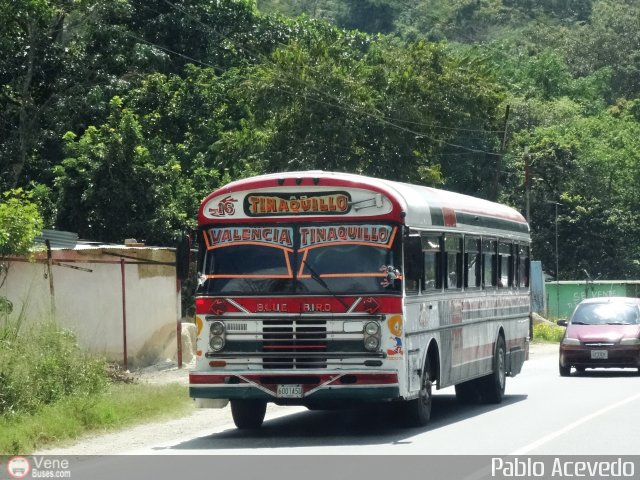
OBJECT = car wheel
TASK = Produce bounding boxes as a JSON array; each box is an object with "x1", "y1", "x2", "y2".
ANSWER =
[
  {"x1": 404, "y1": 356, "x2": 433, "y2": 427},
  {"x1": 559, "y1": 362, "x2": 571, "y2": 377},
  {"x1": 231, "y1": 399, "x2": 267, "y2": 429},
  {"x1": 480, "y1": 335, "x2": 506, "y2": 404}
]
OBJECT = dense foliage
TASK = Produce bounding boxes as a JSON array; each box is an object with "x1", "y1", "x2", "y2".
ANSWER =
[
  {"x1": 0, "y1": 189, "x2": 43, "y2": 314},
  {"x1": 1, "y1": 0, "x2": 639, "y2": 279}
]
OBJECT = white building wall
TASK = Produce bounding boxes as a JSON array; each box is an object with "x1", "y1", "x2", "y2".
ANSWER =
[{"x1": 0, "y1": 247, "x2": 181, "y2": 367}]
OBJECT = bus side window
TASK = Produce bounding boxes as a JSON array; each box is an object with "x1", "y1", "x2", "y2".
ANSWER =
[
  {"x1": 404, "y1": 235, "x2": 423, "y2": 295},
  {"x1": 482, "y1": 239, "x2": 497, "y2": 289},
  {"x1": 445, "y1": 235, "x2": 462, "y2": 289},
  {"x1": 464, "y1": 237, "x2": 481, "y2": 289},
  {"x1": 498, "y1": 241, "x2": 512, "y2": 289},
  {"x1": 517, "y1": 245, "x2": 530, "y2": 288},
  {"x1": 421, "y1": 234, "x2": 442, "y2": 291}
]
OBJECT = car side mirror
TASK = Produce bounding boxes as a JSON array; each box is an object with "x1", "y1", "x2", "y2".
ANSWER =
[{"x1": 557, "y1": 319, "x2": 568, "y2": 327}]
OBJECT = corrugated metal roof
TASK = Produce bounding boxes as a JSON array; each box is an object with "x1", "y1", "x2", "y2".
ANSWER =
[{"x1": 34, "y1": 229, "x2": 79, "y2": 249}]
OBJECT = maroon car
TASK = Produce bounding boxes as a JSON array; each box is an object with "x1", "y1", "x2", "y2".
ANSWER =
[{"x1": 558, "y1": 297, "x2": 640, "y2": 376}]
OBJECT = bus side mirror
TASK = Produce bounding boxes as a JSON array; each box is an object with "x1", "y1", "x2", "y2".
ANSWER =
[{"x1": 176, "y1": 234, "x2": 191, "y2": 281}]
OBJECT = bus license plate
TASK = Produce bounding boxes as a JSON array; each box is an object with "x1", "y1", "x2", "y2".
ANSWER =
[
  {"x1": 277, "y1": 384, "x2": 303, "y2": 398},
  {"x1": 591, "y1": 350, "x2": 608, "y2": 360}
]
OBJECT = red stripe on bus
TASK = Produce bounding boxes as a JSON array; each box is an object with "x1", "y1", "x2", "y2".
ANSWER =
[
  {"x1": 189, "y1": 374, "x2": 236, "y2": 384},
  {"x1": 195, "y1": 296, "x2": 402, "y2": 315}
]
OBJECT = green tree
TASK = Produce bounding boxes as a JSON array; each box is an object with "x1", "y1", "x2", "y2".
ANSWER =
[
  {"x1": 220, "y1": 36, "x2": 505, "y2": 190},
  {"x1": 53, "y1": 65, "x2": 264, "y2": 244},
  {"x1": 564, "y1": 0, "x2": 640, "y2": 100},
  {"x1": 509, "y1": 101, "x2": 640, "y2": 279},
  {"x1": 0, "y1": 189, "x2": 43, "y2": 313}
]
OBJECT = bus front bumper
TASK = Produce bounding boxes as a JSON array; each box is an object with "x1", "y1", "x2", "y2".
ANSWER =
[{"x1": 189, "y1": 371, "x2": 400, "y2": 403}]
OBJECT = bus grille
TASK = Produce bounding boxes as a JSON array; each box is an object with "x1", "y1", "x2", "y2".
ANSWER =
[{"x1": 262, "y1": 319, "x2": 327, "y2": 369}]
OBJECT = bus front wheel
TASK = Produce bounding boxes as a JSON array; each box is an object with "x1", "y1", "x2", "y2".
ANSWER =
[
  {"x1": 230, "y1": 399, "x2": 267, "y2": 429},
  {"x1": 404, "y1": 356, "x2": 433, "y2": 427}
]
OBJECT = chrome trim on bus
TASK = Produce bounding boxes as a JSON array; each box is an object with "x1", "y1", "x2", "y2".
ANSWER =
[{"x1": 205, "y1": 352, "x2": 386, "y2": 359}]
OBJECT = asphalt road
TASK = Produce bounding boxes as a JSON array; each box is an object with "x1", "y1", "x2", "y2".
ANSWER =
[{"x1": 151, "y1": 343, "x2": 639, "y2": 455}]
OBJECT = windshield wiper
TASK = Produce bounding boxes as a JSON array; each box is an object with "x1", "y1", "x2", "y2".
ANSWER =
[{"x1": 301, "y1": 258, "x2": 350, "y2": 310}]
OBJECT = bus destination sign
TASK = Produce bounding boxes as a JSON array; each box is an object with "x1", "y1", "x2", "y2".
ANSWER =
[{"x1": 244, "y1": 191, "x2": 352, "y2": 216}]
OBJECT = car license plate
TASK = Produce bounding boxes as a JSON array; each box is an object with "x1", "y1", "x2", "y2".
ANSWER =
[
  {"x1": 591, "y1": 350, "x2": 608, "y2": 360},
  {"x1": 277, "y1": 384, "x2": 303, "y2": 398}
]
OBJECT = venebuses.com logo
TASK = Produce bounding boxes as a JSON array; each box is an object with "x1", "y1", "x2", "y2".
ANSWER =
[
  {"x1": 7, "y1": 456, "x2": 30, "y2": 479},
  {"x1": 5, "y1": 456, "x2": 72, "y2": 478}
]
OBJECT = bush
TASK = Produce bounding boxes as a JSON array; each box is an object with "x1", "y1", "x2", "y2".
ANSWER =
[
  {"x1": 533, "y1": 322, "x2": 565, "y2": 343},
  {"x1": 0, "y1": 318, "x2": 107, "y2": 416}
]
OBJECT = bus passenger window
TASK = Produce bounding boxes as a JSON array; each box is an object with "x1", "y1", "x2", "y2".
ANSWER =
[
  {"x1": 404, "y1": 235, "x2": 423, "y2": 295},
  {"x1": 464, "y1": 237, "x2": 481, "y2": 288},
  {"x1": 445, "y1": 235, "x2": 462, "y2": 289},
  {"x1": 517, "y1": 245, "x2": 530, "y2": 288},
  {"x1": 498, "y1": 242, "x2": 513, "y2": 288},
  {"x1": 482, "y1": 239, "x2": 497, "y2": 288},
  {"x1": 422, "y1": 235, "x2": 442, "y2": 291}
]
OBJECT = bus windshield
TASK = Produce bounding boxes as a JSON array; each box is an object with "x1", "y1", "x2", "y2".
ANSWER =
[{"x1": 198, "y1": 223, "x2": 402, "y2": 295}]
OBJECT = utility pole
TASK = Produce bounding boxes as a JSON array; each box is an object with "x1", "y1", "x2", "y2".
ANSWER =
[
  {"x1": 545, "y1": 200, "x2": 561, "y2": 318},
  {"x1": 493, "y1": 105, "x2": 511, "y2": 201},
  {"x1": 524, "y1": 146, "x2": 531, "y2": 221}
]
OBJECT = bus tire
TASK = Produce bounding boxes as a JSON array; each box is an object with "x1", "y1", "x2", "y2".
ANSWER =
[
  {"x1": 481, "y1": 335, "x2": 506, "y2": 404},
  {"x1": 404, "y1": 356, "x2": 433, "y2": 427},
  {"x1": 231, "y1": 399, "x2": 267, "y2": 429}
]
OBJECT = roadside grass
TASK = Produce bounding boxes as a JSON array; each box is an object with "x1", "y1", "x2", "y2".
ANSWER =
[
  {"x1": 533, "y1": 322, "x2": 565, "y2": 343},
  {"x1": 0, "y1": 383, "x2": 192, "y2": 454},
  {"x1": 0, "y1": 313, "x2": 193, "y2": 454}
]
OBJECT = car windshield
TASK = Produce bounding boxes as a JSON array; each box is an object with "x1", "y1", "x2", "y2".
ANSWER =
[
  {"x1": 571, "y1": 303, "x2": 639, "y2": 325},
  {"x1": 198, "y1": 223, "x2": 402, "y2": 295}
]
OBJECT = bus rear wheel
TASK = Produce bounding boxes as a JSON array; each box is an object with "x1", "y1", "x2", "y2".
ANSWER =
[
  {"x1": 231, "y1": 399, "x2": 267, "y2": 429},
  {"x1": 480, "y1": 335, "x2": 506, "y2": 404},
  {"x1": 404, "y1": 356, "x2": 433, "y2": 427}
]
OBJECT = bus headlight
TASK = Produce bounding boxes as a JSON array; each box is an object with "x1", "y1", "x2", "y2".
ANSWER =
[
  {"x1": 210, "y1": 321, "x2": 225, "y2": 336},
  {"x1": 210, "y1": 336, "x2": 226, "y2": 352},
  {"x1": 364, "y1": 336, "x2": 380, "y2": 352},
  {"x1": 364, "y1": 321, "x2": 380, "y2": 336}
]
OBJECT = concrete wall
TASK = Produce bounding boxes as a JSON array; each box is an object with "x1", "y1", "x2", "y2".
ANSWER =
[
  {"x1": 545, "y1": 281, "x2": 640, "y2": 319},
  {"x1": 0, "y1": 247, "x2": 181, "y2": 367}
]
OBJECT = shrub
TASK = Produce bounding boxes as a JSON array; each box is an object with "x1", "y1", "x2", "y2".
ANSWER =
[
  {"x1": 533, "y1": 322, "x2": 565, "y2": 343},
  {"x1": 0, "y1": 318, "x2": 107, "y2": 416}
]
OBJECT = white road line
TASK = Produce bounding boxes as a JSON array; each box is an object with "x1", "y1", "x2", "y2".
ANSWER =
[{"x1": 511, "y1": 391, "x2": 640, "y2": 455}]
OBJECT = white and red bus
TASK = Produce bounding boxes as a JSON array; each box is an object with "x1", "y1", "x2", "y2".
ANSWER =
[{"x1": 189, "y1": 171, "x2": 531, "y2": 428}]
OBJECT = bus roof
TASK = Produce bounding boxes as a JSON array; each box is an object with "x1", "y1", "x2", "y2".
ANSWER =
[{"x1": 198, "y1": 171, "x2": 529, "y2": 240}]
